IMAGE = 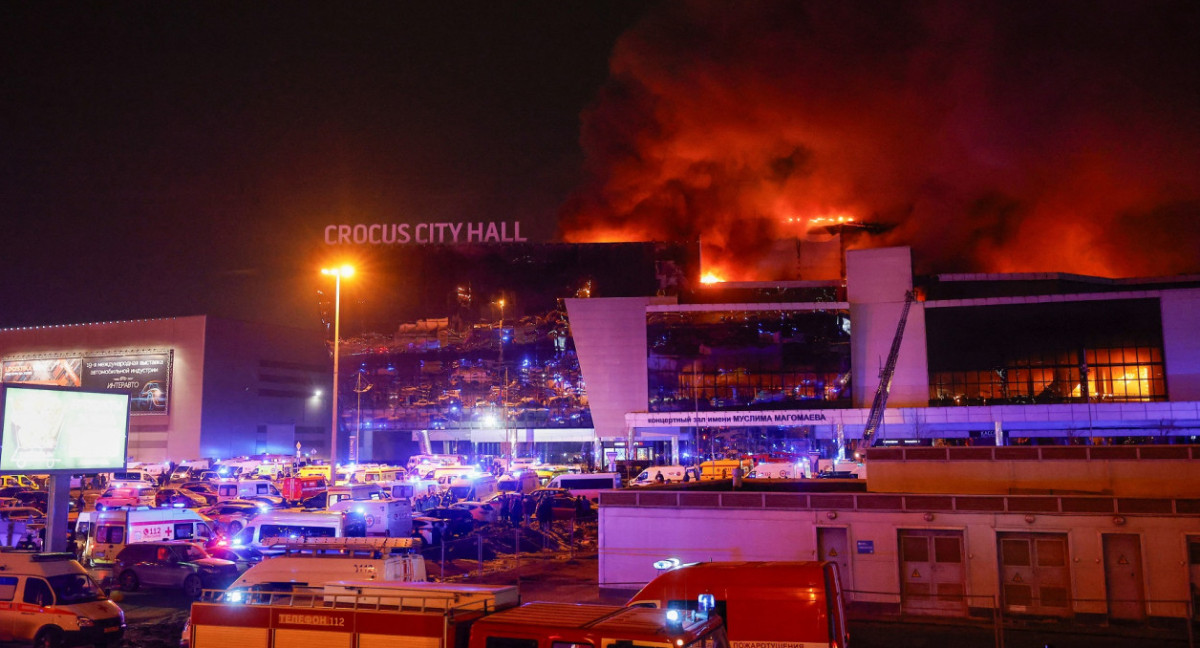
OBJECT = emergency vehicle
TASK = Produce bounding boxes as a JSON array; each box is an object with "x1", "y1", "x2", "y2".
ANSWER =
[
  {"x1": 77, "y1": 508, "x2": 214, "y2": 567},
  {"x1": 628, "y1": 561, "x2": 849, "y2": 648},
  {"x1": 350, "y1": 466, "x2": 406, "y2": 484},
  {"x1": 0, "y1": 551, "x2": 125, "y2": 646},
  {"x1": 215, "y1": 479, "x2": 285, "y2": 503},
  {"x1": 469, "y1": 603, "x2": 729, "y2": 648},
  {"x1": 327, "y1": 496, "x2": 412, "y2": 537},
  {"x1": 225, "y1": 537, "x2": 426, "y2": 598},
  {"x1": 697, "y1": 458, "x2": 754, "y2": 481},
  {"x1": 229, "y1": 510, "x2": 353, "y2": 555},
  {"x1": 275, "y1": 475, "x2": 327, "y2": 504},
  {"x1": 189, "y1": 581, "x2": 517, "y2": 648},
  {"x1": 187, "y1": 585, "x2": 724, "y2": 648}
]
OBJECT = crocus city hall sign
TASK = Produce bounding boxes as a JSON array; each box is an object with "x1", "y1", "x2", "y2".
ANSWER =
[{"x1": 325, "y1": 221, "x2": 528, "y2": 245}]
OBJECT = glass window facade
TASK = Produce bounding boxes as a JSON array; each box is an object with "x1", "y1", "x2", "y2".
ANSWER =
[
  {"x1": 647, "y1": 309, "x2": 852, "y2": 412},
  {"x1": 927, "y1": 299, "x2": 1167, "y2": 405}
]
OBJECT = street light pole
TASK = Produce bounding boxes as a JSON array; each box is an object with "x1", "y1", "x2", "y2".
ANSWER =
[
  {"x1": 497, "y1": 298, "x2": 511, "y2": 462},
  {"x1": 321, "y1": 265, "x2": 354, "y2": 467}
]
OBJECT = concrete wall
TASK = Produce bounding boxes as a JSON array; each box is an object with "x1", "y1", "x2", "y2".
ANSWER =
[
  {"x1": 1162, "y1": 289, "x2": 1200, "y2": 401},
  {"x1": 0, "y1": 316, "x2": 208, "y2": 463},
  {"x1": 566, "y1": 296, "x2": 676, "y2": 439},
  {"x1": 847, "y1": 247, "x2": 930, "y2": 409},
  {"x1": 600, "y1": 496, "x2": 1197, "y2": 619}
]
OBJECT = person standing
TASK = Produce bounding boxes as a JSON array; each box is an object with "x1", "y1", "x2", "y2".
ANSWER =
[
  {"x1": 509, "y1": 496, "x2": 523, "y2": 526},
  {"x1": 535, "y1": 495, "x2": 553, "y2": 530}
]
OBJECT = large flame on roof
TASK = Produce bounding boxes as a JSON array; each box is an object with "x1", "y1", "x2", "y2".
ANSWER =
[{"x1": 558, "y1": 1, "x2": 1200, "y2": 279}]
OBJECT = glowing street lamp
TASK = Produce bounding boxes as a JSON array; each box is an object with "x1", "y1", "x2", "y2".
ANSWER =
[{"x1": 321, "y1": 264, "x2": 354, "y2": 464}]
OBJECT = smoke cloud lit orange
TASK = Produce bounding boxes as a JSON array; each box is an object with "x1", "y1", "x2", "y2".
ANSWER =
[{"x1": 558, "y1": 1, "x2": 1200, "y2": 280}]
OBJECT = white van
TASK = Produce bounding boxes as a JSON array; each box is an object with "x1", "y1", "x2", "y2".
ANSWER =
[
  {"x1": 79, "y1": 508, "x2": 214, "y2": 566},
  {"x1": 747, "y1": 461, "x2": 806, "y2": 479},
  {"x1": 496, "y1": 471, "x2": 539, "y2": 494},
  {"x1": 447, "y1": 474, "x2": 498, "y2": 502},
  {"x1": 225, "y1": 537, "x2": 426, "y2": 600},
  {"x1": 545, "y1": 472, "x2": 622, "y2": 502},
  {"x1": 0, "y1": 552, "x2": 125, "y2": 645},
  {"x1": 418, "y1": 465, "x2": 475, "y2": 484},
  {"x1": 405, "y1": 454, "x2": 465, "y2": 473},
  {"x1": 107, "y1": 470, "x2": 156, "y2": 486},
  {"x1": 327, "y1": 483, "x2": 384, "y2": 506},
  {"x1": 215, "y1": 479, "x2": 285, "y2": 503},
  {"x1": 352, "y1": 466, "x2": 407, "y2": 484},
  {"x1": 630, "y1": 465, "x2": 700, "y2": 486},
  {"x1": 229, "y1": 510, "x2": 351, "y2": 555},
  {"x1": 327, "y1": 497, "x2": 412, "y2": 537}
]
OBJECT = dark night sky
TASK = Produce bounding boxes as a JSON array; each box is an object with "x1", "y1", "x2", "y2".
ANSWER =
[
  {"x1": 1, "y1": 2, "x2": 653, "y2": 330},
  {"x1": 3, "y1": 1, "x2": 1198, "y2": 332}
]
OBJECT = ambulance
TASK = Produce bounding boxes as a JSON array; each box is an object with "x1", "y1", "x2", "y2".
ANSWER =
[
  {"x1": 629, "y1": 561, "x2": 849, "y2": 648},
  {"x1": 224, "y1": 536, "x2": 426, "y2": 598},
  {"x1": 327, "y1": 496, "x2": 412, "y2": 537},
  {"x1": 0, "y1": 552, "x2": 125, "y2": 647},
  {"x1": 77, "y1": 508, "x2": 214, "y2": 567}
]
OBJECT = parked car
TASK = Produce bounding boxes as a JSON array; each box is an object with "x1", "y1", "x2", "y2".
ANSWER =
[
  {"x1": 156, "y1": 487, "x2": 209, "y2": 508},
  {"x1": 450, "y1": 501, "x2": 498, "y2": 523},
  {"x1": 411, "y1": 516, "x2": 448, "y2": 545},
  {"x1": 421, "y1": 507, "x2": 475, "y2": 538},
  {"x1": 178, "y1": 482, "x2": 219, "y2": 505},
  {"x1": 96, "y1": 485, "x2": 157, "y2": 510},
  {"x1": 0, "y1": 506, "x2": 45, "y2": 523},
  {"x1": 113, "y1": 540, "x2": 238, "y2": 598},
  {"x1": 241, "y1": 493, "x2": 287, "y2": 509},
  {"x1": 199, "y1": 500, "x2": 263, "y2": 535},
  {"x1": 13, "y1": 490, "x2": 48, "y2": 511}
]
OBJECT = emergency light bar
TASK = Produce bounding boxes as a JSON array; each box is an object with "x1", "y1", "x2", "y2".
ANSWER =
[{"x1": 260, "y1": 536, "x2": 416, "y2": 551}]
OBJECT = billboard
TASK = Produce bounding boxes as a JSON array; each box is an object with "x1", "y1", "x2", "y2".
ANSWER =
[
  {"x1": 80, "y1": 353, "x2": 172, "y2": 414},
  {"x1": 1, "y1": 351, "x2": 172, "y2": 415},
  {"x1": 0, "y1": 385, "x2": 130, "y2": 473}
]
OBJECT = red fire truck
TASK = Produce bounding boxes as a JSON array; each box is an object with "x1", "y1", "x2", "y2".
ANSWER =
[
  {"x1": 628, "y1": 561, "x2": 850, "y2": 648},
  {"x1": 276, "y1": 475, "x2": 328, "y2": 504},
  {"x1": 187, "y1": 583, "x2": 727, "y2": 648}
]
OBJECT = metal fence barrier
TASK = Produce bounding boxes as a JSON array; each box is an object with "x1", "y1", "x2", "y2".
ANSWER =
[{"x1": 843, "y1": 587, "x2": 1197, "y2": 648}]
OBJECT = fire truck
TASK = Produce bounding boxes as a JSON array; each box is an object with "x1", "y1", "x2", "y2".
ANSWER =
[
  {"x1": 629, "y1": 561, "x2": 849, "y2": 648},
  {"x1": 187, "y1": 583, "x2": 727, "y2": 648}
]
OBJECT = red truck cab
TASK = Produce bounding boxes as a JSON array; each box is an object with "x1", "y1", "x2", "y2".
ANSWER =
[{"x1": 629, "y1": 561, "x2": 849, "y2": 648}]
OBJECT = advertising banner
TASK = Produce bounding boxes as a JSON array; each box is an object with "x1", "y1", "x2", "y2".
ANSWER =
[
  {"x1": 1, "y1": 351, "x2": 172, "y2": 416},
  {"x1": 0, "y1": 358, "x2": 83, "y2": 386},
  {"x1": 81, "y1": 353, "x2": 172, "y2": 415},
  {"x1": 0, "y1": 386, "x2": 130, "y2": 473}
]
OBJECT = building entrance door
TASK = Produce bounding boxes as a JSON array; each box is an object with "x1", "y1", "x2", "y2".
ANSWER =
[
  {"x1": 818, "y1": 526, "x2": 852, "y2": 594},
  {"x1": 899, "y1": 529, "x2": 967, "y2": 616},
  {"x1": 1188, "y1": 536, "x2": 1200, "y2": 620},
  {"x1": 1103, "y1": 533, "x2": 1145, "y2": 621},
  {"x1": 997, "y1": 532, "x2": 1071, "y2": 617}
]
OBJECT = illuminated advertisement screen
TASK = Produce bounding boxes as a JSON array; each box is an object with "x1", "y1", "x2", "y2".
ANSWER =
[
  {"x1": 1, "y1": 351, "x2": 172, "y2": 416},
  {"x1": 0, "y1": 386, "x2": 130, "y2": 473}
]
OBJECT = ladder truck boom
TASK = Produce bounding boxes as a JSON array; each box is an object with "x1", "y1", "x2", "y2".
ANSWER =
[{"x1": 862, "y1": 290, "x2": 916, "y2": 446}]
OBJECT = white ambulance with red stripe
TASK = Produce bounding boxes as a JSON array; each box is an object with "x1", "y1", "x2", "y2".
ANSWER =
[
  {"x1": 76, "y1": 508, "x2": 214, "y2": 567},
  {"x1": 0, "y1": 551, "x2": 125, "y2": 647}
]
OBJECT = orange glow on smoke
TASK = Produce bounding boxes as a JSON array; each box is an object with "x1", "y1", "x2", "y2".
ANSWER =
[{"x1": 555, "y1": 3, "x2": 1200, "y2": 280}]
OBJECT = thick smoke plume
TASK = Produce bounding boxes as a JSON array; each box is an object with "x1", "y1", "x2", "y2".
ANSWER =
[{"x1": 558, "y1": 0, "x2": 1200, "y2": 279}]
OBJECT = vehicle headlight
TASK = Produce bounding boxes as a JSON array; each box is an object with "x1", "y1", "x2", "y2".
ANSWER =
[{"x1": 77, "y1": 617, "x2": 95, "y2": 628}]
